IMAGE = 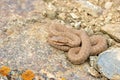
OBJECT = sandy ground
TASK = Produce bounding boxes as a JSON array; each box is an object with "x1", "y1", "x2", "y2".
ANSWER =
[{"x1": 0, "y1": 0, "x2": 120, "y2": 80}]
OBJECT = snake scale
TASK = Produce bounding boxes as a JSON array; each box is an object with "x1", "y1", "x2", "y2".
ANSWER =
[{"x1": 47, "y1": 23, "x2": 108, "y2": 64}]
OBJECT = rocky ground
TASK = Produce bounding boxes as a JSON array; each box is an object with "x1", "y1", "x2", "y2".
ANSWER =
[{"x1": 0, "y1": 0, "x2": 120, "y2": 80}]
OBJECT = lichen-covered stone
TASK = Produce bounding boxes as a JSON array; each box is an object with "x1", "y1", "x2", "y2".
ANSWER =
[{"x1": 97, "y1": 48, "x2": 120, "y2": 79}]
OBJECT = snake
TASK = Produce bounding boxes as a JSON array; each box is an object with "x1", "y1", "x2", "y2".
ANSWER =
[{"x1": 47, "y1": 23, "x2": 108, "y2": 64}]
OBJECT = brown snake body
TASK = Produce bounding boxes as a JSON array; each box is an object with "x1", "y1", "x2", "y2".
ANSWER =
[
  {"x1": 48, "y1": 23, "x2": 81, "y2": 47},
  {"x1": 90, "y1": 35, "x2": 108, "y2": 55},
  {"x1": 67, "y1": 29, "x2": 91, "y2": 64},
  {"x1": 47, "y1": 23, "x2": 108, "y2": 64}
]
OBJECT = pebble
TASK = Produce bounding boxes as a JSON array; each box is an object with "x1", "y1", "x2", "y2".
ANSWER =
[
  {"x1": 70, "y1": 13, "x2": 79, "y2": 19},
  {"x1": 104, "y1": 2, "x2": 113, "y2": 9},
  {"x1": 89, "y1": 56, "x2": 98, "y2": 70},
  {"x1": 84, "y1": 26, "x2": 94, "y2": 35},
  {"x1": 105, "y1": 13, "x2": 112, "y2": 23},
  {"x1": 87, "y1": 67, "x2": 101, "y2": 78},
  {"x1": 46, "y1": 10, "x2": 57, "y2": 19},
  {"x1": 78, "y1": 0, "x2": 103, "y2": 17},
  {"x1": 97, "y1": 48, "x2": 120, "y2": 79},
  {"x1": 74, "y1": 22, "x2": 81, "y2": 29},
  {"x1": 58, "y1": 13, "x2": 66, "y2": 20},
  {"x1": 47, "y1": 3, "x2": 57, "y2": 11}
]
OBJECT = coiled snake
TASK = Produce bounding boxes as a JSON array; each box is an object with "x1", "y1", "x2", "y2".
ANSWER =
[{"x1": 47, "y1": 23, "x2": 108, "y2": 64}]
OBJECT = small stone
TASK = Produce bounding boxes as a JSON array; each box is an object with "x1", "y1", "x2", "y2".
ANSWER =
[
  {"x1": 105, "y1": 14, "x2": 112, "y2": 23},
  {"x1": 99, "y1": 17, "x2": 104, "y2": 21},
  {"x1": 58, "y1": 13, "x2": 66, "y2": 20},
  {"x1": 74, "y1": 22, "x2": 81, "y2": 29},
  {"x1": 70, "y1": 13, "x2": 79, "y2": 19},
  {"x1": 84, "y1": 27, "x2": 94, "y2": 35},
  {"x1": 46, "y1": 10, "x2": 57, "y2": 19},
  {"x1": 47, "y1": 3, "x2": 56, "y2": 11},
  {"x1": 6, "y1": 29, "x2": 14, "y2": 36},
  {"x1": 79, "y1": 0, "x2": 103, "y2": 17},
  {"x1": 70, "y1": 22, "x2": 75, "y2": 27},
  {"x1": 87, "y1": 67, "x2": 101, "y2": 78},
  {"x1": 101, "y1": 24, "x2": 120, "y2": 42},
  {"x1": 89, "y1": 56, "x2": 98, "y2": 70},
  {"x1": 107, "y1": 38, "x2": 116, "y2": 47},
  {"x1": 97, "y1": 48, "x2": 120, "y2": 79},
  {"x1": 104, "y1": 2, "x2": 113, "y2": 9}
]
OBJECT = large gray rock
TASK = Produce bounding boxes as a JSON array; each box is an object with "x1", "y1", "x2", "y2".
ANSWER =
[
  {"x1": 101, "y1": 24, "x2": 120, "y2": 42},
  {"x1": 97, "y1": 48, "x2": 120, "y2": 79},
  {"x1": 0, "y1": 20, "x2": 100, "y2": 80}
]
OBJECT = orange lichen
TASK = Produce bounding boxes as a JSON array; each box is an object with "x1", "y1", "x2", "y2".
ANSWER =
[
  {"x1": 21, "y1": 70, "x2": 35, "y2": 80},
  {"x1": 61, "y1": 78, "x2": 66, "y2": 80},
  {"x1": 0, "y1": 66, "x2": 10, "y2": 76}
]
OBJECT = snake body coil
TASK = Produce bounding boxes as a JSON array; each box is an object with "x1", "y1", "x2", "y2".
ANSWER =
[{"x1": 47, "y1": 23, "x2": 108, "y2": 64}]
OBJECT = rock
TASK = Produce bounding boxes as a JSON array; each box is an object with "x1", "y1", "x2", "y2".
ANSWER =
[
  {"x1": 105, "y1": 13, "x2": 112, "y2": 23},
  {"x1": 70, "y1": 13, "x2": 79, "y2": 19},
  {"x1": 104, "y1": 2, "x2": 113, "y2": 9},
  {"x1": 74, "y1": 22, "x2": 81, "y2": 29},
  {"x1": 89, "y1": 56, "x2": 98, "y2": 70},
  {"x1": 0, "y1": 20, "x2": 99, "y2": 80},
  {"x1": 87, "y1": 67, "x2": 101, "y2": 78},
  {"x1": 58, "y1": 13, "x2": 66, "y2": 20},
  {"x1": 46, "y1": 10, "x2": 57, "y2": 19},
  {"x1": 101, "y1": 24, "x2": 120, "y2": 42},
  {"x1": 77, "y1": 0, "x2": 103, "y2": 17},
  {"x1": 97, "y1": 48, "x2": 120, "y2": 79},
  {"x1": 104, "y1": 34, "x2": 116, "y2": 47},
  {"x1": 88, "y1": 56, "x2": 101, "y2": 78},
  {"x1": 84, "y1": 26, "x2": 94, "y2": 35}
]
